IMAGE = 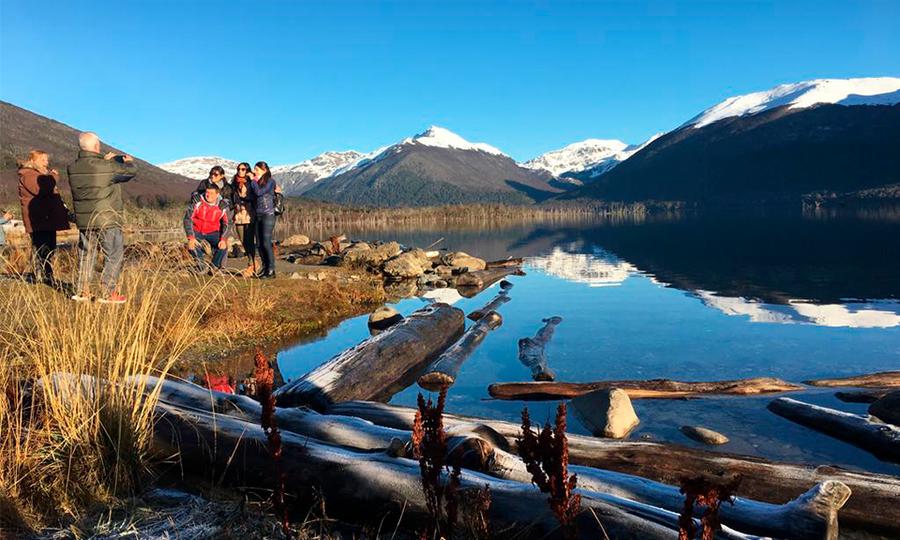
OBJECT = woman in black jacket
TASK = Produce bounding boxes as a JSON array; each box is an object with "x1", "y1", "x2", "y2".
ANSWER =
[{"x1": 231, "y1": 162, "x2": 257, "y2": 275}]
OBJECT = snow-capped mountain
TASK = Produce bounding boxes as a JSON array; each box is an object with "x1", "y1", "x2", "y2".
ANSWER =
[
  {"x1": 525, "y1": 134, "x2": 664, "y2": 180},
  {"x1": 158, "y1": 156, "x2": 240, "y2": 180},
  {"x1": 684, "y1": 77, "x2": 900, "y2": 128},
  {"x1": 305, "y1": 126, "x2": 560, "y2": 207},
  {"x1": 559, "y1": 77, "x2": 900, "y2": 203},
  {"x1": 522, "y1": 139, "x2": 629, "y2": 176},
  {"x1": 272, "y1": 150, "x2": 364, "y2": 195}
]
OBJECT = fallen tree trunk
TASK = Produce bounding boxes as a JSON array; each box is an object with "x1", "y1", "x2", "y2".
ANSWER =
[
  {"x1": 518, "y1": 316, "x2": 562, "y2": 381},
  {"x1": 456, "y1": 267, "x2": 523, "y2": 297},
  {"x1": 804, "y1": 371, "x2": 900, "y2": 388},
  {"x1": 835, "y1": 390, "x2": 891, "y2": 403},
  {"x1": 149, "y1": 377, "x2": 835, "y2": 539},
  {"x1": 768, "y1": 397, "x2": 900, "y2": 463},
  {"x1": 488, "y1": 377, "x2": 805, "y2": 400},
  {"x1": 484, "y1": 257, "x2": 524, "y2": 269},
  {"x1": 486, "y1": 446, "x2": 849, "y2": 540},
  {"x1": 274, "y1": 303, "x2": 465, "y2": 409},
  {"x1": 327, "y1": 400, "x2": 900, "y2": 535},
  {"x1": 467, "y1": 291, "x2": 510, "y2": 321},
  {"x1": 153, "y1": 400, "x2": 760, "y2": 540},
  {"x1": 418, "y1": 312, "x2": 503, "y2": 391}
]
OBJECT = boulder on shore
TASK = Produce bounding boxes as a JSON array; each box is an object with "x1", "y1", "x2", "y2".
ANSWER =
[
  {"x1": 444, "y1": 251, "x2": 487, "y2": 272},
  {"x1": 281, "y1": 234, "x2": 311, "y2": 247},
  {"x1": 571, "y1": 387, "x2": 639, "y2": 439},
  {"x1": 680, "y1": 425, "x2": 730, "y2": 445},
  {"x1": 869, "y1": 390, "x2": 900, "y2": 427},
  {"x1": 383, "y1": 249, "x2": 432, "y2": 279},
  {"x1": 342, "y1": 242, "x2": 373, "y2": 265},
  {"x1": 368, "y1": 306, "x2": 404, "y2": 335}
]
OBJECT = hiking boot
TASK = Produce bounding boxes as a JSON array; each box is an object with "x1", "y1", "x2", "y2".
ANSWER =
[{"x1": 98, "y1": 292, "x2": 127, "y2": 304}]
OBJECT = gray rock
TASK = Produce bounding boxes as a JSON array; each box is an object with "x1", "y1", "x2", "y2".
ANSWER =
[
  {"x1": 444, "y1": 251, "x2": 486, "y2": 272},
  {"x1": 281, "y1": 234, "x2": 311, "y2": 247},
  {"x1": 342, "y1": 242, "x2": 373, "y2": 265},
  {"x1": 383, "y1": 249, "x2": 431, "y2": 279},
  {"x1": 571, "y1": 388, "x2": 639, "y2": 439},
  {"x1": 368, "y1": 306, "x2": 404, "y2": 334},
  {"x1": 680, "y1": 425, "x2": 730, "y2": 445},
  {"x1": 869, "y1": 390, "x2": 900, "y2": 426}
]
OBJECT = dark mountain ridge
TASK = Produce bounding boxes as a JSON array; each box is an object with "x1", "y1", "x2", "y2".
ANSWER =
[
  {"x1": 557, "y1": 103, "x2": 900, "y2": 204},
  {"x1": 0, "y1": 101, "x2": 193, "y2": 204},
  {"x1": 305, "y1": 143, "x2": 562, "y2": 207}
]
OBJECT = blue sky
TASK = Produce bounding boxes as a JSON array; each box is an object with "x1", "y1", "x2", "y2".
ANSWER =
[{"x1": 1, "y1": 0, "x2": 898, "y2": 164}]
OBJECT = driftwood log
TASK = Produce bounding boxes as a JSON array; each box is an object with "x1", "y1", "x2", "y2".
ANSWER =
[
  {"x1": 274, "y1": 303, "x2": 465, "y2": 409},
  {"x1": 768, "y1": 397, "x2": 900, "y2": 463},
  {"x1": 328, "y1": 400, "x2": 900, "y2": 535},
  {"x1": 467, "y1": 291, "x2": 510, "y2": 321},
  {"x1": 153, "y1": 400, "x2": 765, "y2": 540},
  {"x1": 148, "y1": 377, "x2": 838, "y2": 539},
  {"x1": 456, "y1": 267, "x2": 524, "y2": 297},
  {"x1": 488, "y1": 377, "x2": 805, "y2": 400},
  {"x1": 835, "y1": 390, "x2": 891, "y2": 403},
  {"x1": 804, "y1": 371, "x2": 900, "y2": 388},
  {"x1": 485, "y1": 257, "x2": 524, "y2": 269},
  {"x1": 518, "y1": 316, "x2": 562, "y2": 381},
  {"x1": 418, "y1": 312, "x2": 503, "y2": 391}
]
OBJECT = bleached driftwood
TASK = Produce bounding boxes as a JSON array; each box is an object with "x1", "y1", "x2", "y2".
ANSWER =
[
  {"x1": 418, "y1": 312, "x2": 503, "y2": 391},
  {"x1": 327, "y1": 400, "x2": 900, "y2": 535},
  {"x1": 273, "y1": 303, "x2": 465, "y2": 409},
  {"x1": 485, "y1": 257, "x2": 524, "y2": 269},
  {"x1": 804, "y1": 371, "x2": 900, "y2": 388},
  {"x1": 467, "y1": 291, "x2": 510, "y2": 321},
  {"x1": 768, "y1": 397, "x2": 900, "y2": 463},
  {"x1": 153, "y1": 400, "x2": 763, "y2": 540},
  {"x1": 518, "y1": 316, "x2": 562, "y2": 381},
  {"x1": 148, "y1": 377, "x2": 838, "y2": 539},
  {"x1": 456, "y1": 267, "x2": 523, "y2": 296},
  {"x1": 488, "y1": 377, "x2": 804, "y2": 400}
]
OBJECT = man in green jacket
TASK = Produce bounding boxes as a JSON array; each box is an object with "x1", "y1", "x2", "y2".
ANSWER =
[{"x1": 67, "y1": 132, "x2": 136, "y2": 303}]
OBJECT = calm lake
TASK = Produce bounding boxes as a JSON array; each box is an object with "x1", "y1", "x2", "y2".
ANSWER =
[{"x1": 279, "y1": 209, "x2": 900, "y2": 475}]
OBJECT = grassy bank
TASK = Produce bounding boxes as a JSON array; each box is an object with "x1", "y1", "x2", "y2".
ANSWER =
[{"x1": 0, "y1": 246, "x2": 385, "y2": 535}]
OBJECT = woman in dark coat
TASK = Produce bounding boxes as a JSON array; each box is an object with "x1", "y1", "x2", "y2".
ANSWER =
[
  {"x1": 249, "y1": 161, "x2": 277, "y2": 279},
  {"x1": 18, "y1": 150, "x2": 70, "y2": 284}
]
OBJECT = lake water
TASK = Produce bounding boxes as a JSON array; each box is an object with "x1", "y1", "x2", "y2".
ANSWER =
[{"x1": 278, "y1": 209, "x2": 900, "y2": 475}]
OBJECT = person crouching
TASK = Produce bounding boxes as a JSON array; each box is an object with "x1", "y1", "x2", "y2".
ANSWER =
[{"x1": 184, "y1": 183, "x2": 233, "y2": 274}]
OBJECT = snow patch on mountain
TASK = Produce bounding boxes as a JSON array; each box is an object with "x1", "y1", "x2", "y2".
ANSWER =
[
  {"x1": 685, "y1": 77, "x2": 900, "y2": 129},
  {"x1": 158, "y1": 156, "x2": 240, "y2": 180},
  {"x1": 522, "y1": 139, "x2": 629, "y2": 176},
  {"x1": 403, "y1": 126, "x2": 505, "y2": 155},
  {"x1": 271, "y1": 150, "x2": 363, "y2": 177}
]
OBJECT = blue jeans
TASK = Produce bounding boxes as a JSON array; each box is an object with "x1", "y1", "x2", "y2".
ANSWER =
[
  {"x1": 256, "y1": 214, "x2": 276, "y2": 272},
  {"x1": 193, "y1": 232, "x2": 226, "y2": 271}
]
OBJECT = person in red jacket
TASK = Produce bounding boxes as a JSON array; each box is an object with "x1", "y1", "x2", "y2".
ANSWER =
[{"x1": 183, "y1": 183, "x2": 233, "y2": 273}]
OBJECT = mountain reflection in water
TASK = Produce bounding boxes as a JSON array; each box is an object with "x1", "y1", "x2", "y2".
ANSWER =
[{"x1": 280, "y1": 208, "x2": 900, "y2": 473}]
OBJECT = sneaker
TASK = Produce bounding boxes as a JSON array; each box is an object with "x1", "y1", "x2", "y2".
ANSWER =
[
  {"x1": 71, "y1": 294, "x2": 92, "y2": 302},
  {"x1": 98, "y1": 292, "x2": 127, "y2": 304}
]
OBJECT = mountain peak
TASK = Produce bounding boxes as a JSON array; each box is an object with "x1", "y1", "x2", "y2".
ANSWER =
[
  {"x1": 685, "y1": 77, "x2": 900, "y2": 128},
  {"x1": 523, "y1": 138, "x2": 632, "y2": 177},
  {"x1": 403, "y1": 125, "x2": 506, "y2": 156}
]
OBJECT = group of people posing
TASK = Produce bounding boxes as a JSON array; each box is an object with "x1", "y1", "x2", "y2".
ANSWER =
[
  {"x1": 5, "y1": 131, "x2": 280, "y2": 304},
  {"x1": 184, "y1": 161, "x2": 281, "y2": 278}
]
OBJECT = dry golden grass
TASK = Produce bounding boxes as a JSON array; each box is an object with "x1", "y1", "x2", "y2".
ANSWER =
[
  {"x1": 0, "y1": 244, "x2": 386, "y2": 535},
  {"x1": 0, "y1": 252, "x2": 229, "y2": 533}
]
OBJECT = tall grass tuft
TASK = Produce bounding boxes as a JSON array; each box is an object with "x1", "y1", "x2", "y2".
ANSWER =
[{"x1": 0, "y1": 250, "x2": 228, "y2": 534}]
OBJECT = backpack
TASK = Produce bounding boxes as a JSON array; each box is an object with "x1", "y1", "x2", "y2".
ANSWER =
[{"x1": 274, "y1": 192, "x2": 285, "y2": 216}]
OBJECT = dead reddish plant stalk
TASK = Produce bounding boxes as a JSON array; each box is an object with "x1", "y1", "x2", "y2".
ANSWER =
[
  {"x1": 678, "y1": 474, "x2": 741, "y2": 540},
  {"x1": 517, "y1": 403, "x2": 581, "y2": 539},
  {"x1": 253, "y1": 349, "x2": 288, "y2": 535},
  {"x1": 412, "y1": 387, "x2": 461, "y2": 538}
]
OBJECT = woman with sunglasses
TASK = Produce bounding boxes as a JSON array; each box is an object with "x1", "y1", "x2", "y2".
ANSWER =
[
  {"x1": 231, "y1": 162, "x2": 257, "y2": 275},
  {"x1": 249, "y1": 161, "x2": 277, "y2": 279}
]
